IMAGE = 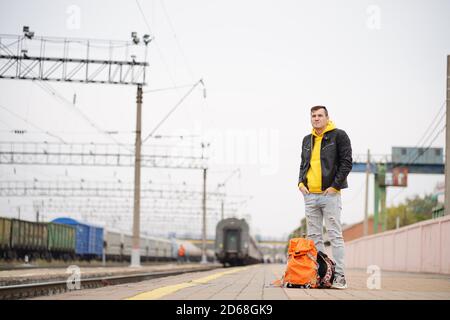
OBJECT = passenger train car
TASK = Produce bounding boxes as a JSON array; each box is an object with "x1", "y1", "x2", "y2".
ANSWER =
[
  {"x1": 215, "y1": 218, "x2": 263, "y2": 266},
  {"x1": 104, "y1": 230, "x2": 174, "y2": 262}
]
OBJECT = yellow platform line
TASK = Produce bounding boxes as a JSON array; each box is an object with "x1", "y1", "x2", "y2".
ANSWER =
[{"x1": 126, "y1": 266, "x2": 251, "y2": 300}]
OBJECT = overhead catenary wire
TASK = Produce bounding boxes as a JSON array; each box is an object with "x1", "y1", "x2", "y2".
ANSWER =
[
  {"x1": 390, "y1": 102, "x2": 446, "y2": 169},
  {"x1": 159, "y1": 0, "x2": 196, "y2": 81},
  {"x1": 0, "y1": 134, "x2": 66, "y2": 184},
  {"x1": 142, "y1": 79, "x2": 205, "y2": 143},
  {"x1": 415, "y1": 101, "x2": 446, "y2": 148},
  {"x1": 377, "y1": 102, "x2": 446, "y2": 206},
  {"x1": 135, "y1": 1, "x2": 208, "y2": 153},
  {"x1": 135, "y1": 0, "x2": 179, "y2": 89},
  {"x1": 0, "y1": 37, "x2": 135, "y2": 154},
  {"x1": 0, "y1": 103, "x2": 67, "y2": 143},
  {"x1": 31, "y1": 80, "x2": 135, "y2": 154},
  {"x1": 0, "y1": 117, "x2": 13, "y2": 130},
  {"x1": 44, "y1": 129, "x2": 128, "y2": 135},
  {"x1": 1, "y1": 30, "x2": 210, "y2": 229},
  {"x1": 418, "y1": 103, "x2": 445, "y2": 153},
  {"x1": 0, "y1": 31, "x2": 160, "y2": 221},
  {"x1": 0, "y1": 96, "x2": 67, "y2": 183},
  {"x1": 406, "y1": 125, "x2": 445, "y2": 166},
  {"x1": 0, "y1": 130, "x2": 136, "y2": 136},
  {"x1": 144, "y1": 83, "x2": 198, "y2": 93},
  {"x1": 389, "y1": 124, "x2": 446, "y2": 204}
]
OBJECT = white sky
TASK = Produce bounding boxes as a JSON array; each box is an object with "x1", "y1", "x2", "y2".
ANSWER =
[{"x1": 0, "y1": 0, "x2": 449, "y2": 239}]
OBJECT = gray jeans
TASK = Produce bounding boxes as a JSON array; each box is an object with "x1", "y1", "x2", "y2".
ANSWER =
[{"x1": 304, "y1": 193, "x2": 345, "y2": 276}]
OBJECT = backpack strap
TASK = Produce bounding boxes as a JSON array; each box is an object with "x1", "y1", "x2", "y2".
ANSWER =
[
  {"x1": 306, "y1": 252, "x2": 319, "y2": 269},
  {"x1": 321, "y1": 258, "x2": 333, "y2": 285},
  {"x1": 272, "y1": 275, "x2": 285, "y2": 287}
]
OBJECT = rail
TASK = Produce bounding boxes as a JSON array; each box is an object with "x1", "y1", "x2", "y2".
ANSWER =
[{"x1": 0, "y1": 265, "x2": 221, "y2": 299}]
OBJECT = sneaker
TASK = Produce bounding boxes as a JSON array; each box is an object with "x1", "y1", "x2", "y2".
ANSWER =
[{"x1": 331, "y1": 274, "x2": 348, "y2": 289}]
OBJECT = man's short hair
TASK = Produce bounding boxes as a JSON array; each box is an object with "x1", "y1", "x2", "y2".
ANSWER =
[{"x1": 311, "y1": 105, "x2": 328, "y2": 116}]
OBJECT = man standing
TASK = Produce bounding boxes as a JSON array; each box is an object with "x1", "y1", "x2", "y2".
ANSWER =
[
  {"x1": 298, "y1": 106, "x2": 352, "y2": 289},
  {"x1": 178, "y1": 244, "x2": 186, "y2": 264}
]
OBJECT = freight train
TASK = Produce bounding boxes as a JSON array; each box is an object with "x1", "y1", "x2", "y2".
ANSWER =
[
  {"x1": 0, "y1": 217, "x2": 75, "y2": 260},
  {"x1": 215, "y1": 218, "x2": 263, "y2": 266},
  {"x1": 0, "y1": 216, "x2": 214, "y2": 262}
]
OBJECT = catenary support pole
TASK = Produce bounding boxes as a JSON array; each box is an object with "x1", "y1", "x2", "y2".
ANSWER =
[
  {"x1": 201, "y1": 168, "x2": 208, "y2": 264},
  {"x1": 131, "y1": 84, "x2": 143, "y2": 267},
  {"x1": 445, "y1": 56, "x2": 450, "y2": 215},
  {"x1": 364, "y1": 149, "x2": 371, "y2": 236}
]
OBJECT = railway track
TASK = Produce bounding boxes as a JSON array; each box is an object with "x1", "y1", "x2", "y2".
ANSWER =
[
  {"x1": 0, "y1": 265, "x2": 221, "y2": 300},
  {"x1": 0, "y1": 261, "x2": 174, "y2": 271}
]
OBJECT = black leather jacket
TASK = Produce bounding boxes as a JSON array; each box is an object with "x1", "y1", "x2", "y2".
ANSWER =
[{"x1": 298, "y1": 128, "x2": 353, "y2": 191}]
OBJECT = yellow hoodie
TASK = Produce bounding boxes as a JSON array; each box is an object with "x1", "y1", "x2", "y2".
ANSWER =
[{"x1": 299, "y1": 120, "x2": 340, "y2": 193}]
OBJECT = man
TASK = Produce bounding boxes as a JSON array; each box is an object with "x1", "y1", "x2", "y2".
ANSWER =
[
  {"x1": 298, "y1": 106, "x2": 352, "y2": 289},
  {"x1": 178, "y1": 244, "x2": 186, "y2": 264}
]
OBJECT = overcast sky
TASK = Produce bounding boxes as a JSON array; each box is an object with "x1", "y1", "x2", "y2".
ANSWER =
[{"x1": 0, "y1": 0, "x2": 449, "y2": 239}]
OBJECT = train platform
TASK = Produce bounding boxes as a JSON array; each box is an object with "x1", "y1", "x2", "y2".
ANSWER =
[
  {"x1": 0, "y1": 262, "x2": 221, "y2": 287},
  {"x1": 31, "y1": 263, "x2": 450, "y2": 300}
]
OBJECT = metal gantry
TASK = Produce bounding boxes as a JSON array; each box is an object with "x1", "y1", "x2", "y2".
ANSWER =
[
  {"x1": 0, "y1": 27, "x2": 154, "y2": 267},
  {"x1": 354, "y1": 150, "x2": 445, "y2": 234},
  {"x1": 0, "y1": 141, "x2": 207, "y2": 169},
  {"x1": 0, "y1": 33, "x2": 148, "y2": 85},
  {"x1": 352, "y1": 153, "x2": 444, "y2": 174},
  {"x1": 0, "y1": 180, "x2": 228, "y2": 199}
]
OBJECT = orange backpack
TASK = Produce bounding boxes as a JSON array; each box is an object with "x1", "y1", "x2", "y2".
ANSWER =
[{"x1": 275, "y1": 238, "x2": 319, "y2": 288}]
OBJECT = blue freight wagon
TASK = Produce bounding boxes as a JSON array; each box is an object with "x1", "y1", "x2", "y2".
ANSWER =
[{"x1": 51, "y1": 218, "x2": 103, "y2": 259}]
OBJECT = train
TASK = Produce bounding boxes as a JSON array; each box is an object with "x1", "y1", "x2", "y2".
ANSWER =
[
  {"x1": 103, "y1": 230, "x2": 210, "y2": 262},
  {"x1": 215, "y1": 218, "x2": 263, "y2": 266},
  {"x1": 0, "y1": 216, "x2": 214, "y2": 263},
  {"x1": 0, "y1": 217, "x2": 75, "y2": 261}
]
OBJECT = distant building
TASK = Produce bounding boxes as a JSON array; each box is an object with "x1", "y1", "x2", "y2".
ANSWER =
[
  {"x1": 392, "y1": 147, "x2": 443, "y2": 165},
  {"x1": 342, "y1": 217, "x2": 379, "y2": 242}
]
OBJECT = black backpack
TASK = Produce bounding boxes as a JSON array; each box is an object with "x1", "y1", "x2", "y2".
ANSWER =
[{"x1": 316, "y1": 251, "x2": 336, "y2": 288}]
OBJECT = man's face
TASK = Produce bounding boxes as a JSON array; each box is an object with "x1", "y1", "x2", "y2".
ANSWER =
[{"x1": 310, "y1": 108, "x2": 329, "y2": 131}]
